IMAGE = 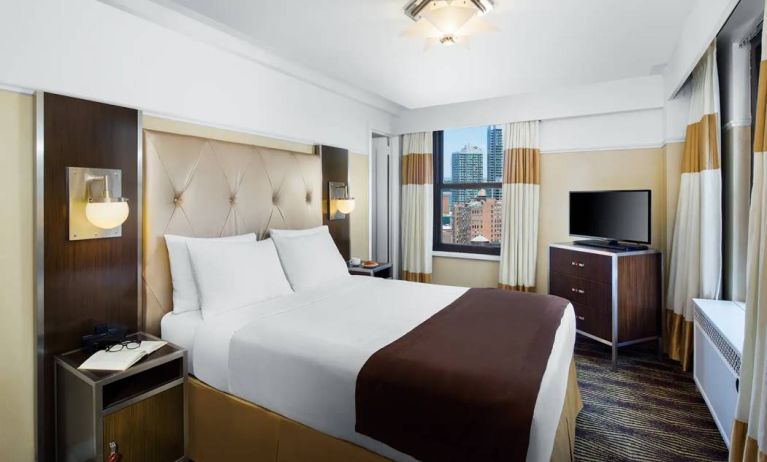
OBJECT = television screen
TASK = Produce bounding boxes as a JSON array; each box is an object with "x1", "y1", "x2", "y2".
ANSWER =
[{"x1": 569, "y1": 190, "x2": 651, "y2": 244}]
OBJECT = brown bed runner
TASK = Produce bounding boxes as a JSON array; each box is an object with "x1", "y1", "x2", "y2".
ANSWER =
[{"x1": 355, "y1": 288, "x2": 569, "y2": 462}]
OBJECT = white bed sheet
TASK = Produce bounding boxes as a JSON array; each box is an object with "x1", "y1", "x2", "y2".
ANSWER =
[
  {"x1": 189, "y1": 276, "x2": 575, "y2": 462},
  {"x1": 160, "y1": 310, "x2": 204, "y2": 375}
]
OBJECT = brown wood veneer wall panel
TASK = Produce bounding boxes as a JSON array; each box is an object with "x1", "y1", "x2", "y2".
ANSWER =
[
  {"x1": 319, "y1": 144, "x2": 351, "y2": 261},
  {"x1": 39, "y1": 93, "x2": 139, "y2": 461}
]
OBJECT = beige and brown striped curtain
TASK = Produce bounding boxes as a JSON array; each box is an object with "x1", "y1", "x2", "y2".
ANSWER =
[
  {"x1": 666, "y1": 43, "x2": 722, "y2": 371},
  {"x1": 401, "y1": 132, "x2": 433, "y2": 283},
  {"x1": 730, "y1": 9, "x2": 767, "y2": 460},
  {"x1": 499, "y1": 121, "x2": 540, "y2": 291}
]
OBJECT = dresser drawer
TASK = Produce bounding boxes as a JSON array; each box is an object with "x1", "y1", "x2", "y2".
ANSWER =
[
  {"x1": 550, "y1": 247, "x2": 612, "y2": 283},
  {"x1": 572, "y1": 303, "x2": 612, "y2": 340},
  {"x1": 550, "y1": 272, "x2": 612, "y2": 310}
]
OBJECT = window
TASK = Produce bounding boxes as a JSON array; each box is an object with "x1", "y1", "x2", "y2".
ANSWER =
[{"x1": 433, "y1": 126, "x2": 504, "y2": 256}]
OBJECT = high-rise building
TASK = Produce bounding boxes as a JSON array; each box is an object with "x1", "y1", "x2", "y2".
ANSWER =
[
  {"x1": 487, "y1": 126, "x2": 503, "y2": 199},
  {"x1": 452, "y1": 190, "x2": 503, "y2": 246},
  {"x1": 451, "y1": 144, "x2": 483, "y2": 204}
]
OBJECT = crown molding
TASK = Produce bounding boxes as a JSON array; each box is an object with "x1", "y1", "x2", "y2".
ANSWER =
[
  {"x1": 98, "y1": 0, "x2": 405, "y2": 116},
  {"x1": 0, "y1": 82, "x2": 34, "y2": 95}
]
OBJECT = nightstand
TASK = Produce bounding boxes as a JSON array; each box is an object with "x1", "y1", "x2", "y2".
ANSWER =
[
  {"x1": 55, "y1": 332, "x2": 187, "y2": 462},
  {"x1": 348, "y1": 262, "x2": 393, "y2": 279}
]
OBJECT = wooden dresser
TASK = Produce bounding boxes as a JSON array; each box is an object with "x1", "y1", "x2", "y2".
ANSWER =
[{"x1": 549, "y1": 243, "x2": 662, "y2": 367}]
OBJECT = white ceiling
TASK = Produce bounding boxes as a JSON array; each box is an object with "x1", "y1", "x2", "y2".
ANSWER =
[{"x1": 153, "y1": 0, "x2": 698, "y2": 109}]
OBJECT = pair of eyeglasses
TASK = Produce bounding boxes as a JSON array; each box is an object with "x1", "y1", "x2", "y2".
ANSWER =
[{"x1": 105, "y1": 340, "x2": 140, "y2": 352}]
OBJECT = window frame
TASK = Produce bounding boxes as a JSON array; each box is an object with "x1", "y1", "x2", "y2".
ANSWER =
[{"x1": 432, "y1": 130, "x2": 502, "y2": 256}]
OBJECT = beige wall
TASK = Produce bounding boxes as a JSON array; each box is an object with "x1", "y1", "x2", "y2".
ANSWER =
[
  {"x1": 432, "y1": 145, "x2": 681, "y2": 291},
  {"x1": 349, "y1": 153, "x2": 370, "y2": 260},
  {"x1": 432, "y1": 257, "x2": 499, "y2": 287},
  {"x1": 536, "y1": 147, "x2": 668, "y2": 290},
  {"x1": 0, "y1": 90, "x2": 35, "y2": 460}
]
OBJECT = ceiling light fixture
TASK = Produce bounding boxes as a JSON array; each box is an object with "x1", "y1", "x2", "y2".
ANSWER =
[{"x1": 403, "y1": 0, "x2": 496, "y2": 49}]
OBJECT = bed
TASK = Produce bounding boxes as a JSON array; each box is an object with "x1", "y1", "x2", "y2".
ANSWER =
[{"x1": 143, "y1": 129, "x2": 581, "y2": 462}]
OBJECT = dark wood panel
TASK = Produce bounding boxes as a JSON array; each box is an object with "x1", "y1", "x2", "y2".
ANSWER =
[
  {"x1": 550, "y1": 247, "x2": 612, "y2": 282},
  {"x1": 320, "y1": 144, "x2": 351, "y2": 260},
  {"x1": 102, "y1": 385, "x2": 184, "y2": 462},
  {"x1": 618, "y1": 253, "x2": 662, "y2": 342},
  {"x1": 40, "y1": 93, "x2": 139, "y2": 461}
]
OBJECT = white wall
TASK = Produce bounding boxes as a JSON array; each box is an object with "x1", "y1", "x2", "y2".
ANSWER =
[
  {"x1": 540, "y1": 109, "x2": 664, "y2": 153},
  {"x1": 664, "y1": 82, "x2": 692, "y2": 143},
  {"x1": 663, "y1": 0, "x2": 740, "y2": 99},
  {"x1": 0, "y1": 0, "x2": 394, "y2": 154},
  {"x1": 393, "y1": 76, "x2": 668, "y2": 153},
  {"x1": 394, "y1": 75, "x2": 664, "y2": 134}
]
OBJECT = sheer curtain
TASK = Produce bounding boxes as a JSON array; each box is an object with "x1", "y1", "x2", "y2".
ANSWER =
[
  {"x1": 666, "y1": 43, "x2": 722, "y2": 371},
  {"x1": 730, "y1": 7, "x2": 767, "y2": 459},
  {"x1": 400, "y1": 132, "x2": 433, "y2": 282},
  {"x1": 498, "y1": 121, "x2": 540, "y2": 291}
]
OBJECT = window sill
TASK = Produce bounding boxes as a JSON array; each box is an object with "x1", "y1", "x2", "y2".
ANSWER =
[{"x1": 432, "y1": 251, "x2": 500, "y2": 262}]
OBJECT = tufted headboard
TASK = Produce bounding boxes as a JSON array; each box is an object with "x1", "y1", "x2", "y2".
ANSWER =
[{"x1": 142, "y1": 129, "x2": 322, "y2": 334}]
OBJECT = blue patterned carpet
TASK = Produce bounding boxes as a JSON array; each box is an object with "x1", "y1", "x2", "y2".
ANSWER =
[{"x1": 573, "y1": 337, "x2": 729, "y2": 462}]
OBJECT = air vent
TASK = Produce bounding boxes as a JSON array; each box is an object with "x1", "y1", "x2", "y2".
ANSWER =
[{"x1": 694, "y1": 307, "x2": 741, "y2": 375}]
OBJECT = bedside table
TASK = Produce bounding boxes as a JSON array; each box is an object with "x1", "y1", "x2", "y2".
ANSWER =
[
  {"x1": 55, "y1": 332, "x2": 187, "y2": 462},
  {"x1": 348, "y1": 262, "x2": 393, "y2": 279}
]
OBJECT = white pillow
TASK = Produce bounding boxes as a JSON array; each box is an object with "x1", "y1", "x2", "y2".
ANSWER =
[
  {"x1": 165, "y1": 233, "x2": 257, "y2": 314},
  {"x1": 187, "y1": 238, "x2": 293, "y2": 319},
  {"x1": 269, "y1": 226, "x2": 349, "y2": 291}
]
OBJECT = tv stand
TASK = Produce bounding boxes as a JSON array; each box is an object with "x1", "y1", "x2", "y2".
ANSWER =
[{"x1": 573, "y1": 239, "x2": 648, "y2": 252}]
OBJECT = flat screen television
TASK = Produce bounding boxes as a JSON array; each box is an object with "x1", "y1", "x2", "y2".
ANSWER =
[{"x1": 569, "y1": 190, "x2": 651, "y2": 249}]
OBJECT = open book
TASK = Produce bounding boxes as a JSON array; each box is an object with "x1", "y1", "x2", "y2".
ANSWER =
[{"x1": 78, "y1": 340, "x2": 167, "y2": 371}]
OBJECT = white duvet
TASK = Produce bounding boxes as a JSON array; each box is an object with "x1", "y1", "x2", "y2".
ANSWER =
[{"x1": 184, "y1": 276, "x2": 575, "y2": 462}]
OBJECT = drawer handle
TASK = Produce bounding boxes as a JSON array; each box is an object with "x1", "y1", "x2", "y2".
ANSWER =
[
  {"x1": 570, "y1": 261, "x2": 585, "y2": 268},
  {"x1": 576, "y1": 315, "x2": 585, "y2": 321},
  {"x1": 571, "y1": 288, "x2": 585, "y2": 294}
]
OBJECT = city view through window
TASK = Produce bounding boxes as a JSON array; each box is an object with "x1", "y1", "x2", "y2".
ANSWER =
[{"x1": 436, "y1": 125, "x2": 504, "y2": 253}]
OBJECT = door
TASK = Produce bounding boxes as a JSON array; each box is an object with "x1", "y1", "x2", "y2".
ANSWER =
[{"x1": 371, "y1": 135, "x2": 390, "y2": 263}]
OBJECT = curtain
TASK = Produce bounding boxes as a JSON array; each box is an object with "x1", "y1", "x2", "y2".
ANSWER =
[
  {"x1": 498, "y1": 121, "x2": 540, "y2": 292},
  {"x1": 730, "y1": 13, "x2": 767, "y2": 461},
  {"x1": 666, "y1": 43, "x2": 722, "y2": 371},
  {"x1": 401, "y1": 132, "x2": 433, "y2": 283}
]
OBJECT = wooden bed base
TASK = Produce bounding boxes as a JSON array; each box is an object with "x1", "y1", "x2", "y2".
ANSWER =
[{"x1": 187, "y1": 361, "x2": 583, "y2": 462}]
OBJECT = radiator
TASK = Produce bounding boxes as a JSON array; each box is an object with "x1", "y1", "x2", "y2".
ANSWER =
[{"x1": 692, "y1": 299, "x2": 745, "y2": 449}]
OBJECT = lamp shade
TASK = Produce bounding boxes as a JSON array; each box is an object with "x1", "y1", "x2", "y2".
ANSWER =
[
  {"x1": 421, "y1": 2, "x2": 476, "y2": 37},
  {"x1": 85, "y1": 201, "x2": 129, "y2": 229},
  {"x1": 336, "y1": 198, "x2": 356, "y2": 214}
]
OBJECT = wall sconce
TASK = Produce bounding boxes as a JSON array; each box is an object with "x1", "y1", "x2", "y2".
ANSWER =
[
  {"x1": 328, "y1": 181, "x2": 355, "y2": 220},
  {"x1": 67, "y1": 167, "x2": 129, "y2": 240}
]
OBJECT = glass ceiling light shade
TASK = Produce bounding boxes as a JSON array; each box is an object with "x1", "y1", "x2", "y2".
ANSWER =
[{"x1": 402, "y1": 0, "x2": 496, "y2": 48}]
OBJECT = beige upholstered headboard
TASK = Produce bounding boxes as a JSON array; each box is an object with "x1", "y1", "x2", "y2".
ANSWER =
[{"x1": 142, "y1": 129, "x2": 322, "y2": 334}]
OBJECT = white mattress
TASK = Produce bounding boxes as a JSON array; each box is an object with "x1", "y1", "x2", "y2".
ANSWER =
[
  {"x1": 160, "y1": 310, "x2": 204, "y2": 375},
  {"x1": 183, "y1": 276, "x2": 575, "y2": 462}
]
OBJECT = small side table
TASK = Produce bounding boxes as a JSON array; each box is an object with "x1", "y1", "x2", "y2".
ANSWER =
[
  {"x1": 348, "y1": 262, "x2": 393, "y2": 279},
  {"x1": 55, "y1": 332, "x2": 187, "y2": 462}
]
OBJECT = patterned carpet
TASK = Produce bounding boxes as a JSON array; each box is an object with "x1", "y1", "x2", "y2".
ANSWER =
[{"x1": 573, "y1": 337, "x2": 729, "y2": 462}]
